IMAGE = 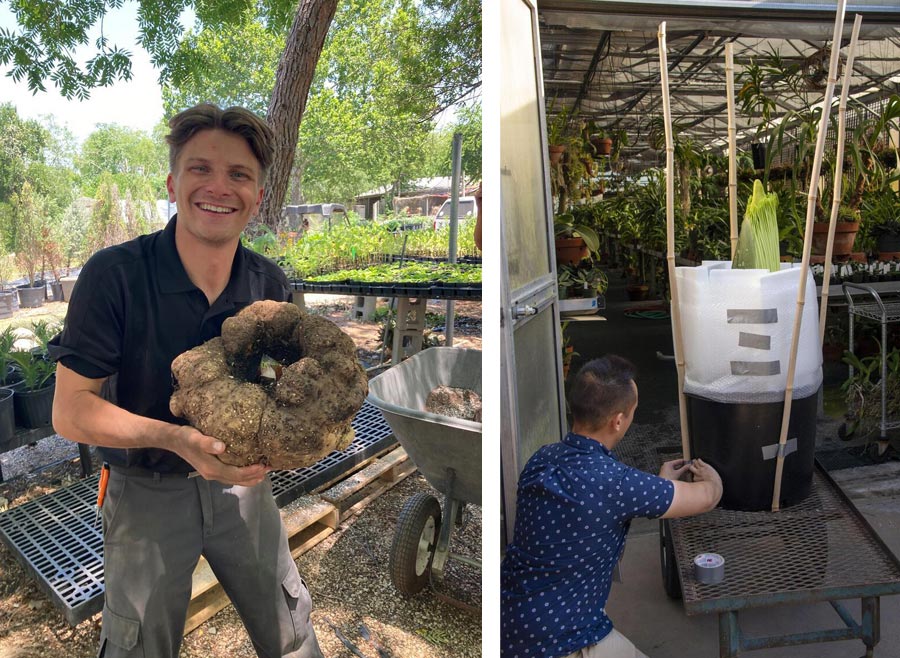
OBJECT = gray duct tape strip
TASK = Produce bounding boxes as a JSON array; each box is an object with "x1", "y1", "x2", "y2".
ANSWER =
[
  {"x1": 727, "y1": 308, "x2": 778, "y2": 324},
  {"x1": 738, "y1": 332, "x2": 771, "y2": 350},
  {"x1": 731, "y1": 360, "x2": 781, "y2": 376},
  {"x1": 761, "y1": 438, "x2": 798, "y2": 460}
]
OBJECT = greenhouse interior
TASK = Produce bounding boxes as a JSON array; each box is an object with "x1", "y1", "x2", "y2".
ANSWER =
[{"x1": 501, "y1": 1, "x2": 900, "y2": 656}]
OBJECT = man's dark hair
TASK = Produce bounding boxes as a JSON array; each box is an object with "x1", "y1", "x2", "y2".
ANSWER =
[
  {"x1": 569, "y1": 355, "x2": 637, "y2": 430},
  {"x1": 166, "y1": 104, "x2": 275, "y2": 182}
]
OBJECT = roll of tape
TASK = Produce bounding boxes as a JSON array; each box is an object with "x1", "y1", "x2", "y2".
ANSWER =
[{"x1": 693, "y1": 553, "x2": 725, "y2": 584}]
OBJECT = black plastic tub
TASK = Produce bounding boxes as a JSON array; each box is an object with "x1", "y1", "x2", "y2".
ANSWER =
[{"x1": 686, "y1": 392, "x2": 818, "y2": 511}]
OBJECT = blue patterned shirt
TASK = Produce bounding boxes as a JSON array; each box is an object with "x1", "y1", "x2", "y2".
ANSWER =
[{"x1": 501, "y1": 432, "x2": 675, "y2": 658}]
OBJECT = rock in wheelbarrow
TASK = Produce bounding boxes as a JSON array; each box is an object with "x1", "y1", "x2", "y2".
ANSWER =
[
  {"x1": 169, "y1": 301, "x2": 369, "y2": 469},
  {"x1": 425, "y1": 385, "x2": 482, "y2": 422}
]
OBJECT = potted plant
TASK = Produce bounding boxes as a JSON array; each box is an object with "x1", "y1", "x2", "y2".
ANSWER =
[
  {"x1": 822, "y1": 318, "x2": 848, "y2": 363},
  {"x1": 0, "y1": 326, "x2": 18, "y2": 387},
  {"x1": 554, "y1": 212, "x2": 600, "y2": 265},
  {"x1": 29, "y1": 319, "x2": 63, "y2": 354},
  {"x1": 0, "y1": 326, "x2": 19, "y2": 445},
  {"x1": 10, "y1": 182, "x2": 48, "y2": 309},
  {"x1": 560, "y1": 321, "x2": 579, "y2": 379},
  {"x1": 547, "y1": 101, "x2": 573, "y2": 165},
  {"x1": 41, "y1": 226, "x2": 66, "y2": 302},
  {"x1": 840, "y1": 348, "x2": 900, "y2": 443},
  {"x1": 811, "y1": 202, "x2": 861, "y2": 259},
  {"x1": 557, "y1": 266, "x2": 575, "y2": 300},
  {"x1": 676, "y1": 180, "x2": 821, "y2": 511},
  {"x1": 0, "y1": 251, "x2": 16, "y2": 319},
  {"x1": 560, "y1": 261, "x2": 608, "y2": 299},
  {"x1": 585, "y1": 122, "x2": 613, "y2": 157},
  {"x1": 737, "y1": 57, "x2": 777, "y2": 175},
  {"x1": 7, "y1": 347, "x2": 56, "y2": 429},
  {"x1": 862, "y1": 187, "x2": 900, "y2": 260}
]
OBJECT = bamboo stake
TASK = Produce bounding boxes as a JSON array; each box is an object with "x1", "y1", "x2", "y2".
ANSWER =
[
  {"x1": 725, "y1": 43, "x2": 739, "y2": 259},
  {"x1": 772, "y1": 0, "x2": 847, "y2": 512},
  {"x1": 658, "y1": 22, "x2": 691, "y2": 462},
  {"x1": 819, "y1": 14, "x2": 863, "y2": 348}
]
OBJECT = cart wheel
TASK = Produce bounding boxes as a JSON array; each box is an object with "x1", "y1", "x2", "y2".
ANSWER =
[
  {"x1": 659, "y1": 520, "x2": 682, "y2": 600},
  {"x1": 390, "y1": 492, "x2": 442, "y2": 595}
]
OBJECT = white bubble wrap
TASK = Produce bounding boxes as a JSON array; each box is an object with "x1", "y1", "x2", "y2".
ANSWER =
[{"x1": 675, "y1": 261, "x2": 823, "y2": 403}]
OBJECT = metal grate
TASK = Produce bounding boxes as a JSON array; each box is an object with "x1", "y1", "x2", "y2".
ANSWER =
[
  {"x1": 0, "y1": 476, "x2": 103, "y2": 625},
  {"x1": 672, "y1": 466, "x2": 900, "y2": 616},
  {"x1": 0, "y1": 401, "x2": 395, "y2": 626},
  {"x1": 848, "y1": 300, "x2": 900, "y2": 324},
  {"x1": 270, "y1": 400, "x2": 395, "y2": 506}
]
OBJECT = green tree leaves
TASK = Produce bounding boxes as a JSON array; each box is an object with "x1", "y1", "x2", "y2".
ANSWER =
[
  {"x1": 0, "y1": 0, "x2": 135, "y2": 99},
  {"x1": 76, "y1": 123, "x2": 168, "y2": 197},
  {"x1": 160, "y1": 0, "x2": 481, "y2": 204}
]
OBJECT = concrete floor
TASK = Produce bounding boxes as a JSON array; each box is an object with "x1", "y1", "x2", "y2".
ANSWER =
[{"x1": 567, "y1": 270, "x2": 900, "y2": 657}]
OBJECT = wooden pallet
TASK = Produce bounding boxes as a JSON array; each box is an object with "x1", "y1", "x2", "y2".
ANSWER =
[{"x1": 183, "y1": 446, "x2": 412, "y2": 633}]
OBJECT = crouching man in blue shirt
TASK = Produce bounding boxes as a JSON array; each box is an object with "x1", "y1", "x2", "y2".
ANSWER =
[{"x1": 501, "y1": 355, "x2": 723, "y2": 658}]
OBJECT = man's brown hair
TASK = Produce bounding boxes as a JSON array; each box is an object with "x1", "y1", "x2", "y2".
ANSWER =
[
  {"x1": 166, "y1": 104, "x2": 275, "y2": 182},
  {"x1": 568, "y1": 355, "x2": 637, "y2": 430}
]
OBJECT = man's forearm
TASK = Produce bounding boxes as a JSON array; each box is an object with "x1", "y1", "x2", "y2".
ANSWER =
[{"x1": 53, "y1": 387, "x2": 182, "y2": 452}]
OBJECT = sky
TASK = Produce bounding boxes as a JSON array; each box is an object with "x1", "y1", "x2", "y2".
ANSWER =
[{"x1": 0, "y1": 4, "x2": 190, "y2": 144}]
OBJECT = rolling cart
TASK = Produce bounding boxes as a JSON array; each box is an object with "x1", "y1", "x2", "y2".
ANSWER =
[
  {"x1": 660, "y1": 462, "x2": 900, "y2": 657},
  {"x1": 843, "y1": 282, "x2": 900, "y2": 441}
]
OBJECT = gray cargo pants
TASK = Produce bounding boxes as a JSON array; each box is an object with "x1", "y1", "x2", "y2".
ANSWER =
[{"x1": 97, "y1": 469, "x2": 323, "y2": 658}]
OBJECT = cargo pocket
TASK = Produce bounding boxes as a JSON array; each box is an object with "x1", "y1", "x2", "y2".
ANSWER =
[
  {"x1": 97, "y1": 603, "x2": 142, "y2": 657},
  {"x1": 281, "y1": 568, "x2": 314, "y2": 652}
]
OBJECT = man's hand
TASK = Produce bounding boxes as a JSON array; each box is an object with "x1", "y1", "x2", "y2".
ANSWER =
[
  {"x1": 659, "y1": 458, "x2": 693, "y2": 481},
  {"x1": 687, "y1": 458, "x2": 723, "y2": 492},
  {"x1": 170, "y1": 425, "x2": 270, "y2": 487},
  {"x1": 661, "y1": 457, "x2": 724, "y2": 518}
]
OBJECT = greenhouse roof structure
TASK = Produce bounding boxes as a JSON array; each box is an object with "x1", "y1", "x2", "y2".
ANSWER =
[{"x1": 538, "y1": 0, "x2": 900, "y2": 166}]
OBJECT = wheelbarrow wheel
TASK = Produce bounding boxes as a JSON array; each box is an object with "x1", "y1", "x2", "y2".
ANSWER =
[
  {"x1": 659, "y1": 519, "x2": 682, "y2": 600},
  {"x1": 390, "y1": 492, "x2": 442, "y2": 595}
]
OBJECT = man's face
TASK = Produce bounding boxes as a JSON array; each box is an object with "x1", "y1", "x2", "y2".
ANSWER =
[{"x1": 166, "y1": 128, "x2": 264, "y2": 247}]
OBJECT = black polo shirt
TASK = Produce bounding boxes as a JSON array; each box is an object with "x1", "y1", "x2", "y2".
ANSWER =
[{"x1": 49, "y1": 216, "x2": 291, "y2": 472}]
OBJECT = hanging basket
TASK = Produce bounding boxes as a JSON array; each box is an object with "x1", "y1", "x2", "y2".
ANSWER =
[
  {"x1": 590, "y1": 135, "x2": 612, "y2": 156},
  {"x1": 548, "y1": 144, "x2": 567, "y2": 165}
]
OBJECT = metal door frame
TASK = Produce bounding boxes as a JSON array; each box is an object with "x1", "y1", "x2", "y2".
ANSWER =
[{"x1": 500, "y1": 0, "x2": 568, "y2": 542}]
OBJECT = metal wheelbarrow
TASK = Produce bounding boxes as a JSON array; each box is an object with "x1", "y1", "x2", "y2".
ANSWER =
[{"x1": 367, "y1": 347, "x2": 482, "y2": 595}]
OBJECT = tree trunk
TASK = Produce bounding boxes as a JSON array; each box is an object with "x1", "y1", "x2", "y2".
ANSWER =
[{"x1": 258, "y1": 0, "x2": 339, "y2": 228}]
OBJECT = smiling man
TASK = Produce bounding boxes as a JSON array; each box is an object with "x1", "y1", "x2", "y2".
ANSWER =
[{"x1": 49, "y1": 104, "x2": 323, "y2": 658}]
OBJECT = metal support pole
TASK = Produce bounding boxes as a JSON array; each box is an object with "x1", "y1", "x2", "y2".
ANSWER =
[
  {"x1": 862, "y1": 596, "x2": 880, "y2": 656},
  {"x1": 882, "y1": 320, "x2": 888, "y2": 440},
  {"x1": 719, "y1": 610, "x2": 740, "y2": 658},
  {"x1": 432, "y1": 467, "x2": 460, "y2": 581},
  {"x1": 446, "y1": 132, "x2": 463, "y2": 347}
]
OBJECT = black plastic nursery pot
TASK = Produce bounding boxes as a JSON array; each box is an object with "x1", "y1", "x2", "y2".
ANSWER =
[
  {"x1": 16, "y1": 284, "x2": 45, "y2": 309},
  {"x1": 13, "y1": 380, "x2": 55, "y2": 429},
  {"x1": 0, "y1": 290, "x2": 15, "y2": 319},
  {"x1": 686, "y1": 392, "x2": 817, "y2": 512},
  {"x1": 0, "y1": 387, "x2": 14, "y2": 446}
]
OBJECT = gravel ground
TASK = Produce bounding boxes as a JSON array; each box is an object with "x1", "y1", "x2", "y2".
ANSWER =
[{"x1": 0, "y1": 295, "x2": 483, "y2": 657}]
